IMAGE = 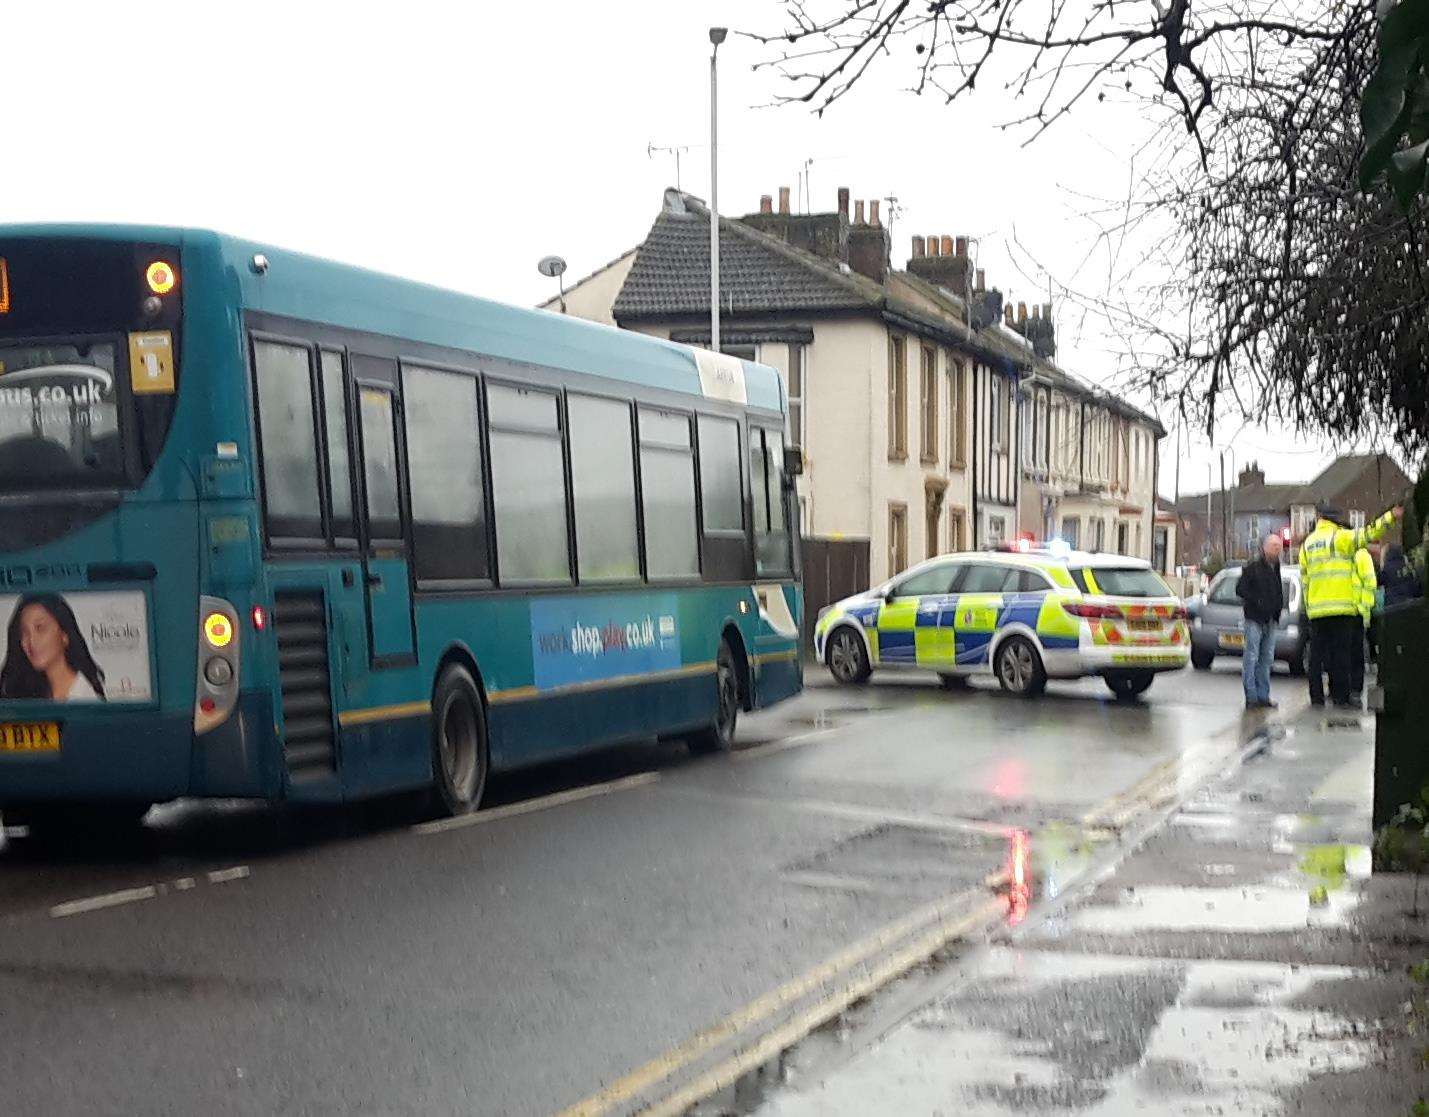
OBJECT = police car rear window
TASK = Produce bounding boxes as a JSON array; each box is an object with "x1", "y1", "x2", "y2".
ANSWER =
[{"x1": 1076, "y1": 567, "x2": 1171, "y2": 598}]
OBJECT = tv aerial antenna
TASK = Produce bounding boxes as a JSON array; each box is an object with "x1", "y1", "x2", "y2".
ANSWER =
[{"x1": 648, "y1": 142, "x2": 690, "y2": 191}]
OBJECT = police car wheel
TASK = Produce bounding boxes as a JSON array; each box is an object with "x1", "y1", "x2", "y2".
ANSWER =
[
  {"x1": 1105, "y1": 671, "x2": 1155, "y2": 701},
  {"x1": 826, "y1": 628, "x2": 872, "y2": 685},
  {"x1": 995, "y1": 637, "x2": 1046, "y2": 698},
  {"x1": 1191, "y1": 647, "x2": 1214, "y2": 670}
]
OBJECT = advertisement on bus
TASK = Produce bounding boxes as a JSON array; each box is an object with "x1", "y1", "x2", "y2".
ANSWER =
[{"x1": 0, "y1": 590, "x2": 151, "y2": 702}]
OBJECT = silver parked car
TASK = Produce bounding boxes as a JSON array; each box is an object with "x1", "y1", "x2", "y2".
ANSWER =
[{"x1": 1187, "y1": 565, "x2": 1308, "y2": 675}]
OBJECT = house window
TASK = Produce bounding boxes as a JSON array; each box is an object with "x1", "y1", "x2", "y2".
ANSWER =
[
  {"x1": 920, "y1": 345, "x2": 938, "y2": 464},
  {"x1": 1062, "y1": 517, "x2": 1080, "y2": 549},
  {"x1": 1116, "y1": 521, "x2": 1129, "y2": 555},
  {"x1": 720, "y1": 343, "x2": 758, "y2": 361},
  {"x1": 948, "y1": 357, "x2": 967, "y2": 467},
  {"x1": 925, "y1": 496, "x2": 942, "y2": 559},
  {"x1": 1092, "y1": 518, "x2": 1106, "y2": 551},
  {"x1": 990, "y1": 376, "x2": 1005, "y2": 450},
  {"x1": 888, "y1": 502, "x2": 908, "y2": 575},
  {"x1": 948, "y1": 507, "x2": 966, "y2": 552},
  {"x1": 888, "y1": 336, "x2": 907, "y2": 459},
  {"x1": 787, "y1": 344, "x2": 805, "y2": 447},
  {"x1": 987, "y1": 514, "x2": 1007, "y2": 544},
  {"x1": 1153, "y1": 526, "x2": 1169, "y2": 573}
]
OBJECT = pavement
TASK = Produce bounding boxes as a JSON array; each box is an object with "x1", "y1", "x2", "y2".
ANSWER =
[
  {"x1": 0, "y1": 660, "x2": 1401, "y2": 1115},
  {"x1": 750, "y1": 698, "x2": 1429, "y2": 1116}
]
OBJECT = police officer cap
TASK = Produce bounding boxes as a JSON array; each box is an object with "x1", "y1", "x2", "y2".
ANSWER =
[{"x1": 1317, "y1": 505, "x2": 1349, "y2": 526}]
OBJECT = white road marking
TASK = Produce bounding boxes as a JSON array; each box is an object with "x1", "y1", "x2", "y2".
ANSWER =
[
  {"x1": 49, "y1": 886, "x2": 158, "y2": 919},
  {"x1": 47, "y1": 865, "x2": 252, "y2": 920},
  {"x1": 412, "y1": 771, "x2": 661, "y2": 835}
]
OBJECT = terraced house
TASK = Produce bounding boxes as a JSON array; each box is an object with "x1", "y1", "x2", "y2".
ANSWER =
[{"x1": 549, "y1": 186, "x2": 1166, "y2": 619}]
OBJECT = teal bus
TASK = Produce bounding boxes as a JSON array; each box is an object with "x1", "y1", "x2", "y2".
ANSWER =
[{"x1": 0, "y1": 227, "x2": 802, "y2": 829}]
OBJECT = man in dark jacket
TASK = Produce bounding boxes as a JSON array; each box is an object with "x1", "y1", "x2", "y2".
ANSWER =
[{"x1": 1236, "y1": 533, "x2": 1285, "y2": 708}]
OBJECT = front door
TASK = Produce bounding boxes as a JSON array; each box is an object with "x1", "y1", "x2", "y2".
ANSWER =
[{"x1": 354, "y1": 371, "x2": 416, "y2": 665}]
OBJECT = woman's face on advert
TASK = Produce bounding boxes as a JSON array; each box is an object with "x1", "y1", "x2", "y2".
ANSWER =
[{"x1": 20, "y1": 605, "x2": 67, "y2": 672}]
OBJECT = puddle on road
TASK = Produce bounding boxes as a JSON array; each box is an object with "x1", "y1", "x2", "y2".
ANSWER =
[
  {"x1": 753, "y1": 951, "x2": 1379, "y2": 1117},
  {"x1": 1070, "y1": 883, "x2": 1360, "y2": 934}
]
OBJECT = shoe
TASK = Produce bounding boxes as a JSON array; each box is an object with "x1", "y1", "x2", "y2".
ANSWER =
[
  {"x1": 1333, "y1": 700, "x2": 1361, "y2": 710},
  {"x1": 1310, "y1": 699, "x2": 1326, "y2": 708},
  {"x1": 1261, "y1": 700, "x2": 1279, "y2": 709}
]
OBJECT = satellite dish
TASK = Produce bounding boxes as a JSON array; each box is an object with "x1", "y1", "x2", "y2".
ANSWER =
[{"x1": 537, "y1": 255, "x2": 567, "y2": 278}]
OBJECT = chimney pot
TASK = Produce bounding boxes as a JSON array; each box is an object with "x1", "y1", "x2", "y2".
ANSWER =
[
  {"x1": 941, "y1": 235, "x2": 955, "y2": 257},
  {"x1": 955, "y1": 236, "x2": 969, "y2": 258},
  {"x1": 854, "y1": 199, "x2": 865, "y2": 224},
  {"x1": 975, "y1": 268, "x2": 986, "y2": 291},
  {"x1": 1004, "y1": 306, "x2": 1015, "y2": 326},
  {"x1": 778, "y1": 186, "x2": 791, "y2": 215},
  {"x1": 759, "y1": 195, "x2": 773, "y2": 214},
  {"x1": 837, "y1": 187, "x2": 850, "y2": 219},
  {"x1": 1043, "y1": 302, "x2": 1053, "y2": 321},
  {"x1": 869, "y1": 199, "x2": 881, "y2": 226},
  {"x1": 911, "y1": 235, "x2": 926, "y2": 258},
  {"x1": 927, "y1": 235, "x2": 941, "y2": 257},
  {"x1": 1018, "y1": 302, "x2": 1028, "y2": 323},
  {"x1": 1032, "y1": 306, "x2": 1041, "y2": 320}
]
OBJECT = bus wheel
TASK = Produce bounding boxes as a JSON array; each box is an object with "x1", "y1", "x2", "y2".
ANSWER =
[
  {"x1": 430, "y1": 665, "x2": 488, "y2": 816},
  {"x1": 689, "y1": 640, "x2": 740, "y2": 755}
]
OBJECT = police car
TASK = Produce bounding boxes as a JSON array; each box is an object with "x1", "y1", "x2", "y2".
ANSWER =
[{"x1": 813, "y1": 546, "x2": 1190, "y2": 699}]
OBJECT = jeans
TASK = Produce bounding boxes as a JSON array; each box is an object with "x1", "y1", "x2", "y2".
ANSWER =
[{"x1": 1242, "y1": 618, "x2": 1277, "y2": 704}]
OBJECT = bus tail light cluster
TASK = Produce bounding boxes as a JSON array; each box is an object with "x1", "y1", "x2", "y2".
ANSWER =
[{"x1": 195, "y1": 595, "x2": 241, "y2": 735}]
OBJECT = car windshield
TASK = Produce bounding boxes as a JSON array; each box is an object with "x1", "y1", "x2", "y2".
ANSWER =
[{"x1": 1082, "y1": 567, "x2": 1174, "y2": 598}]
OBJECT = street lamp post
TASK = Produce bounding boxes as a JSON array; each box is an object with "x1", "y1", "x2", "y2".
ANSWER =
[{"x1": 709, "y1": 26, "x2": 727, "y2": 354}]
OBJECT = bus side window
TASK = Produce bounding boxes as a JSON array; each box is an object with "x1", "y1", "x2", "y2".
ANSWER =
[
  {"x1": 488, "y1": 383, "x2": 570, "y2": 584},
  {"x1": 568, "y1": 393, "x2": 639, "y2": 582},
  {"x1": 357, "y1": 387, "x2": 403, "y2": 543},
  {"x1": 319, "y1": 350, "x2": 355, "y2": 542},
  {"x1": 697, "y1": 413, "x2": 748, "y2": 583},
  {"x1": 252, "y1": 339, "x2": 323, "y2": 542},
  {"x1": 638, "y1": 408, "x2": 699, "y2": 580},
  {"x1": 751, "y1": 428, "x2": 793, "y2": 576},
  {"x1": 403, "y1": 364, "x2": 489, "y2": 583}
]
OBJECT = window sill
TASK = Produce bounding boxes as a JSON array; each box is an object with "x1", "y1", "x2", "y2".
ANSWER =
[
  {"x1": 887, "y1": 451, "x2": 909, "y2": 463},
  {"x1": 920, "y1": 455, "x2": 938, "y2": 467}
]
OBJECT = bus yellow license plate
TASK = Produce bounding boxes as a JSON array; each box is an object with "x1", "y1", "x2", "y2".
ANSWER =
[
  {"x1": 0, "y1": 723, "x2": 60, "y2": 753},
  {"x1": 1220, "y1": 632, "x2": 1246, "y2": 650}
]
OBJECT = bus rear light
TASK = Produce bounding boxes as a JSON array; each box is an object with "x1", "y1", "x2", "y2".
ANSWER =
[
  {"x1": 196, "y1": 596, "x2": 240, "y2": 735},
  {"x1": 203, "y1": 611, "x2": 234, "y2": 648},
  {"x1": 251, "y1": 605, "x2": 267, "y2": 631},
  {"x1": 145, "y1": 260, "x2": 177, "y2": 295}
]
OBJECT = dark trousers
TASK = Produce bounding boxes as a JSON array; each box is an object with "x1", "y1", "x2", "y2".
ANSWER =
[{"x1": 1309, "y1": 615, "x2": 1361, "y2": 706}]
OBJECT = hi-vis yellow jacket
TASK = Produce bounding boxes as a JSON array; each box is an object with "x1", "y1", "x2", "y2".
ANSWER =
[
  {"x1": 1301, "y1": 513, "x2": 1394, "y2": 620},
  {"x1": 1353, "y1": 549, "x2": 1377, "y2": 627}
]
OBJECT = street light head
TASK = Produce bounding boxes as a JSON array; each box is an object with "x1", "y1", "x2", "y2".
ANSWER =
[{"x1": 709, "y1": 26, "x2": 728, "y2": 45}]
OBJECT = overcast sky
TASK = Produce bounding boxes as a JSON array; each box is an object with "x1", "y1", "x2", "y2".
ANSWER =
[{"x1": 5, "y1": 0, "x2": 1389, "y2": 497}]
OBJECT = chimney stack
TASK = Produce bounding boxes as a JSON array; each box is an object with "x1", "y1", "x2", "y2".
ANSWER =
[
  {"x1": 1043, "y1": 302, "x2": 1053, "y2": 321},
  {"x1": 854, "y1": 199, "x2": 865, "y2": 224},
  {"x1": 955, "y1": 236, "x2": 969, "y2": 258},
  {"x1": 778, "y1": 186, "x2": 791, "y2": 215},
  {"x1": 941, "y1": 235, "x2": 955, "y2": 257},
  {"x1": 911, "y1": 235, "x2": 926, "y2": 259},
  {"x1": 1031, "y1": 305, "x2": 1041, "y2": 320},
  {"x1": 1018, "y1": 302, "x2": 1028, "y2": 324},
  {"x1": 975, "y1": 269, "x2": 986, "y2": 292},
  {"x1": 869, "y1": 199, "x2": 881, "y2": 226},
  {"x1": 927, "y1": 235, "x2": 941, "y2": 257},
  {"x1": 759, "y1": 195, "x2": 773, "y2": 214},
  {"x1": 837, "y1": 187, "x2": 850, "y2": 220},
  {"x1": 1004, "y1": 305, "x2": 1015, "y2": 327}
]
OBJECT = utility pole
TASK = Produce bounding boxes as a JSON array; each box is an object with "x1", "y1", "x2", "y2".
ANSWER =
[
  {"x1": 708, "y1": 27, "x2": 727, "y2": 354},
  {"x1": 1219, "y1": 452, "x2": 1229, "y2": 559}
]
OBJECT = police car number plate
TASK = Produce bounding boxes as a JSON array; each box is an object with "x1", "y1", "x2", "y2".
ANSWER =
[{"x1": 0, "y1": 722, "x2": 60, "y2": 753}]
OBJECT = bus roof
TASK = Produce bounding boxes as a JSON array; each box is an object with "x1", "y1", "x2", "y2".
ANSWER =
[{"x1": 0, "y1": 223, "x2": 786, "y2": 415}]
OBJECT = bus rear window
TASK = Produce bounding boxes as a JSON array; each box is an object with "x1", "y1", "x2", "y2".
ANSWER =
[
  {"x1": 1077, "y1": 567, "x2": 1173, "y2": 598},
  {"x1": 0, "y1": 340, "x2": 123, "y2": 489}
]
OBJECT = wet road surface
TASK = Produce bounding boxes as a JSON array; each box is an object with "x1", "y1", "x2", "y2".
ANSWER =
[
  {"x1": 752, "y1": 700, "x2": 1412, "y2": 1117},
  {"x1": 0, "y1": 663, "x2": 1282, "y2": 1115}
]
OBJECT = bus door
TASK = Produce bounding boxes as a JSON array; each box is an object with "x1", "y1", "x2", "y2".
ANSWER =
[{"x1": 352, "y1": 364, "x2": 417, "y2": 666}]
